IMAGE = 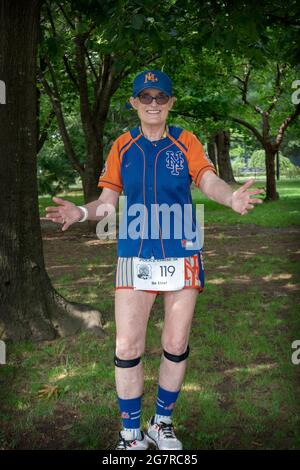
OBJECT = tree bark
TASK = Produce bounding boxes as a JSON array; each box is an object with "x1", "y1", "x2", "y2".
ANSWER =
[
  {"x1": 207, "y1": 134, "x2": 218, "y2": 172},
  {"x1": 0, "y1": 0, "x2": 103, "y2": 342},
  {"x1": 215, "y1": 131, "x2": 236, "y2": 183},
  {"x1": 75, "y1": 37, "x2": 104, "y2": 204},
  {"x1": 264, "y1": 145, "x2": 279, "y2": 200}
]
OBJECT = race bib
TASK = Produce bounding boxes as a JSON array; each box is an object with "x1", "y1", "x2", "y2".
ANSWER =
[{"x1": 133, "y1": 257, "x2": 185, "y2": 291}]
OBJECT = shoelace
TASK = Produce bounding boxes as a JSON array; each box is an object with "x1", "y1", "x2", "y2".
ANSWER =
[
  {"x1": 158, "y1": 421, "x2": 176, "y2": 440},
  {"x1": 116, "y1": 437, "x2": 132, "y2": 450},
  {"x1": 116, "y1": 432, "x2": 140, "y2": 449}
]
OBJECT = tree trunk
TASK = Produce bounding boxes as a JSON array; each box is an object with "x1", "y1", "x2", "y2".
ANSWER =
[
  {"x1": 276, "y1": 151, "x2": 280, "y2": 181},
  {"x1": 82, "y1": 149, "x2": 103, "y2": 233},
  {"x1": 207, "y1": 134, "x2": 218, "y2": 172},
  {"x1": 81, "y1": 130, "x2": 103, "y2": 204},
  {"x1": 81, "y1": 118, "x2": 106, "y2": 233},
  {"x1": 215, "y1": 131, "x2": 236, "y2": 183},
  {"x1": 265, "y1": 145, "x2": 279, "y2": 200},
  {"x1": 0, "y1": 0, "x2": 103, "y2": 342}
]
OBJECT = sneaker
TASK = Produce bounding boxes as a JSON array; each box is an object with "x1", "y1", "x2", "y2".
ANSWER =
[
  {"x1": 146, "y1": 416, "x2": 183, "y2": 450},
  {"x1": 115, "y1": 430, "x2": 149, "y2": 450}
]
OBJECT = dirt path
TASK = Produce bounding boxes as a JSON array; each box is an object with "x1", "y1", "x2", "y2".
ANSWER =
[{"x1": 42, "y1": 220, "x2": 300, "y2": 303}]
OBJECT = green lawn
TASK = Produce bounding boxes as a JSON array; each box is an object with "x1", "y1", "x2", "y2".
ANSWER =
[
  {"x1": 39, "y1": 179, "x2": 300, "y2": 228},
  {"x1": 1, "y1": 178, "x2": 299, "y2": 450},
  {"x1": 192, "y1": 179, "x2": 300, "y2": 227}
]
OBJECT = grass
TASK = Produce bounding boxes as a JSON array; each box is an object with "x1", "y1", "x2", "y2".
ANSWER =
[
  {"x1": 192, "y1": 178, "x2": 300, "y2": 227},
  {"x1": 39, "y1": 179, "x2": 300, "y2": 228},
  {"x1": 0, "y1": 179, "x2": 299, "y2": 449}
]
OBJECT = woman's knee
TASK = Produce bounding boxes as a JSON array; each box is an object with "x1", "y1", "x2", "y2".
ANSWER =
[
  {"x1": 115, "y1": 337, "x2": 145, "y2": 360},
  {"x1": 161, "y1": 337, "x2": 189, "y2": 356}
]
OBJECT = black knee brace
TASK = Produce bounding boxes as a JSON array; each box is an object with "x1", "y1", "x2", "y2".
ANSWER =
[
  {"x1": 114, "y1": 355, "x2": 141, "y2": 368},
  {"x1": 163, "y1": 345, "x2": 190, "y2": 363}
]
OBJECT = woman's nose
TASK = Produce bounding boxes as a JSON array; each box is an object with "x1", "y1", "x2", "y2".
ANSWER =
[{"x1": 150, "y1": 98, "x2": 159, "y2": 107}]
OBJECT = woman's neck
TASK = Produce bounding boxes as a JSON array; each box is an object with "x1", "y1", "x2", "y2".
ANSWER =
[{"x1": 140, "y1": 123, "x2": 167, "y2": 141}]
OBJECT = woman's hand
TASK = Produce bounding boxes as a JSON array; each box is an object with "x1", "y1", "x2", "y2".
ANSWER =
[
  {"x1": 231, "y1": 179, "x2": 264, "y2": 215},
  {"x1": 45, "y1": 197, "x2": 84, "y2": 231}
]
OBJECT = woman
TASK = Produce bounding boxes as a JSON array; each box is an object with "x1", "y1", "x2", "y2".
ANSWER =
[{"x1": 45, "y1": 70, "x2": 263, "y2": 450}]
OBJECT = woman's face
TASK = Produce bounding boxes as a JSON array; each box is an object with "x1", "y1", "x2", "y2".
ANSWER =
[{"x1": 129, "y1": 88, "x2": 176, "y2": 127}]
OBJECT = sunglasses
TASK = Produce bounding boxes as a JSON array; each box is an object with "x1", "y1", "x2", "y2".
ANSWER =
[{"x1": 138, "y1": 92, "x2": 170, "y2": 105}]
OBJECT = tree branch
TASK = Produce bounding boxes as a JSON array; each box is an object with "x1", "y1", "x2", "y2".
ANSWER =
[
  {"x1": 267, "y1": 63, "x2": 284, "y2": 114},
  {"x1": 234, "y1": 67, "x2": 263, "y2": 115},
  {"x1": 56, "y1": 1, "x2": 75, "y2": 29},
  {"x1": 45, "y1": 4, "x2": 79, "y2": 90},
  {"x1": 275, "y1": 102, "x2": 300, "y2": 148},
  {"x1": 46, "y1": 3, "x2": 57, "y2": 36},
  {"x1": 38, "y1": 63, "x2": 84, "y2": 176},
  {"x1": 57, "y1": 4, "x2": 97, "y2": 84},
  {"x1": 75, "y1": 36, "x2": 93, "y2": 124},
  {"x1": 82, "y1": 44, "x2": 98, "y2": 82},
  {"x1": 38, "y1": 110, "x2": 55, "y2": 153},
  {"x1": 231, "y1": 116, "x2": 264, "y2": 145},
  {"x1": 94, "y1": 54, "x2": 111, "y2": 117},
  {"x1": 96, "y1": 62, "x2": 116, "y2": 122},
  {"x1": 62, "y1": 55, "x2": 78, "y2": 89}
]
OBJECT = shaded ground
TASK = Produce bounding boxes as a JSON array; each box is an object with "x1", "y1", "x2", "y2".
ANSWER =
[
  {"x1": 42, "y1": 219, "x2": 300, "y2": 312},
  {"x1": 1, "y1": 220, "x2": 299, "y2": 450}
]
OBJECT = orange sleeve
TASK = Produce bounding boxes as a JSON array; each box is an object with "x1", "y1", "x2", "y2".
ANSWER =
[
  {"x1": 98, "y1": 139, "x2": 123, "y2": 193},
  {"x1": 180, "y1": 130, "x2": 217, "y2": 186}
]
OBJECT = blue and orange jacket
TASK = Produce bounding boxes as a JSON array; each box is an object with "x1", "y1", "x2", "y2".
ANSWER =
[{"x1": 98, "y1": 126, "x2": 216, "y2": 259}]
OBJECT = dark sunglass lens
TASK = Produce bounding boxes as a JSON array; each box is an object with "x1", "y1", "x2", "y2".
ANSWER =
[
  {"x1": 139, "y1": 94, "x2": 152, "y2": 104},
  {"x1": 156, "y1": 95, "x2": 169, "y2": 104}
]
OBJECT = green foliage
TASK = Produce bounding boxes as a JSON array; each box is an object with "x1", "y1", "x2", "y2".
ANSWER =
[
  {"x1": 249, "y1": 150, "x2": 299, "y2": 176},
  {"x1": 37, "y1": 0, "x2": 299, "y2": 196},
  {"x1": 38, "y1": 113, "x2": 85, "y2": 195},
  {"x1": 249, "y1": 150, "x2": 265, "y2": 168}
]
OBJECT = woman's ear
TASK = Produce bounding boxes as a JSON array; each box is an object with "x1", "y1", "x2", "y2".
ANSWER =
[{"x1": 129, "y1": 96, "x2": 138, "y2": 110}]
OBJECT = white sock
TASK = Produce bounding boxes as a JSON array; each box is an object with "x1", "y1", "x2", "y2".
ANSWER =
[
  {"x1": 154, "y1": 414, "x2": 172, "y2": 425},
  {"x1": 123, "y1": 428, "x2": 142, "y2": 440}
]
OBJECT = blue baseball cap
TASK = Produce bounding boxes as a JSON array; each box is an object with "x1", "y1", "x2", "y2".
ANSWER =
[{"x1": 132, "y1": 70, "x2": 173, "y2": 97}]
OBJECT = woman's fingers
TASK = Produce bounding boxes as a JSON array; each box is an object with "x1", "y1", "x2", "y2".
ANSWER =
[
  {"x1": 239, "y1": 180, "x2": 265, "y2": 198},
  {"x1": 45, "y1": 212, "x2": 59, "y2": 219},
  {"x1": 45, "y1": 203, "x2": 80, "y2": 230},
  {"x1": 45, "y1": 209, "x2": 62, "y2": 217},
  {"x1": 240, "y1": 178, "x2": 255, "y2": 192},
  {"x1": 45, "y1": 197, "x2": 75, "y2": 223},
  {"x1": 248, "y1": 189, "x2": 265, "y2": 196},
  {"x1": 45, "y1": 198, "x2": 68, "y2": 214},
  {"x1": 52, "y1": 196, "x2": 71, "y2": 205},
  {"x1": 45, "y1": 206, "x2": 58, "y2": 213},
  {"x1": 62, "y1": 221, "x2": 71, "y2": 231},
  {"x1": 46, "y1": 214, "x2": 64, "y2": 223},
  {"x1": 250, "y1": 198, "x2": 263, "y2": 204}
]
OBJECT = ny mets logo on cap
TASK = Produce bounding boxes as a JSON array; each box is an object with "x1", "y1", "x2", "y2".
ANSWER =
[
  {"x1": 166, "y1": 151, "x2": 184, "y2": 175},
  {"x1": 133, "y1": 70, "x2": 173, "y2": 97},
  {"x1": 144, "y1": 72, "x2": 158, "y2": 83}
]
